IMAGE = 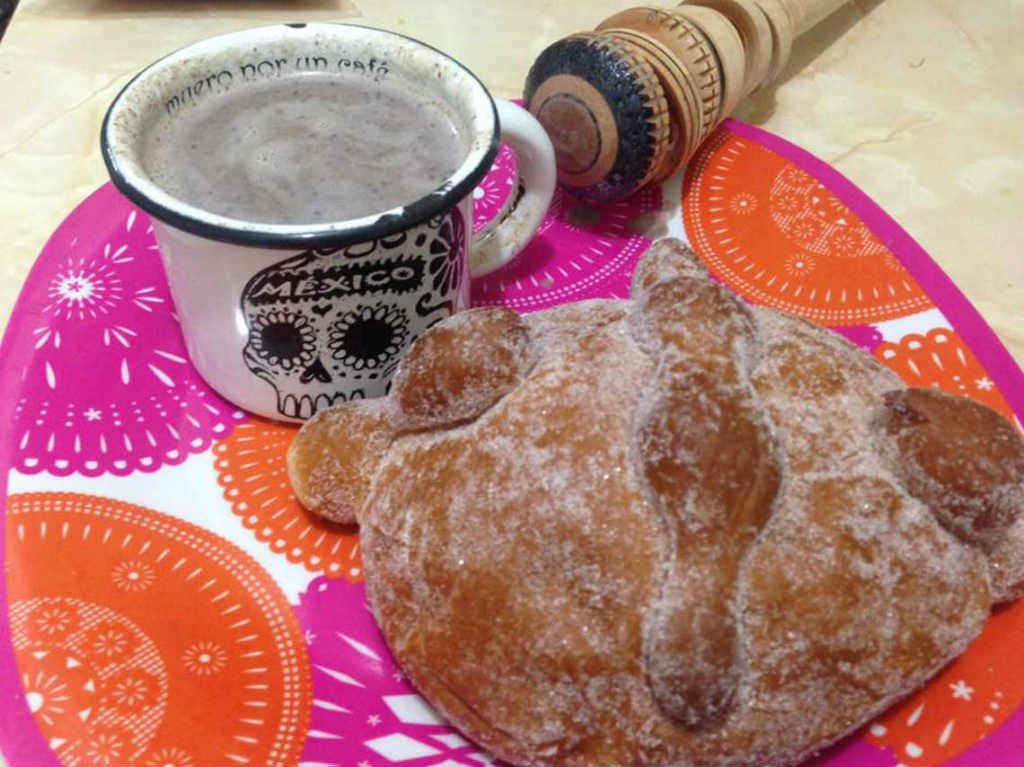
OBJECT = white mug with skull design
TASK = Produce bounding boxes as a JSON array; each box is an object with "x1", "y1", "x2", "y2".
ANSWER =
[{"x1": 101, "y1": 23, "x2": 556, "y2": 421}]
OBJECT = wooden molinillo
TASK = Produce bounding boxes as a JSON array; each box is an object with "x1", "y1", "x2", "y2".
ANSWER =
[{"x1": 524, "y1": 0, "x2": 851, "y2": 200}]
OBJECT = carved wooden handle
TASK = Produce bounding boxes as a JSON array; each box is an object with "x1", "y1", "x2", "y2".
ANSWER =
[{"x1": 523, "y1": 0, "x2": 856, "y2": 200}]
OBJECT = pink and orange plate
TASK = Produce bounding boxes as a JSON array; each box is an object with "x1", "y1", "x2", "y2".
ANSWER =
[{"x1": 1, "y1": 122, "x2": 1022, "y2": 767}]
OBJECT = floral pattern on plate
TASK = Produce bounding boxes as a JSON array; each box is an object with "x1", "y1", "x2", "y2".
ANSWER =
[
  {"x1": 472, "y1": 144, "x2": 662, "y2": 311},
  {"x1": 683, "y1": 129, "x2": 934, "y2": 326},
  {"x1": 295, "y1": 576, "x2": 501, "y2": 767},
  {"x1": 10, "y1": 185, "x2": 245, "y2": 477},
  {"x1": 6, "y1": 492, "x2": 311, "y2": 766},
  {"x1": 213, "y1": 418, "x2": 364, "y2": 580},
  {"x1": 875, "y1": 327, "x2": 1015, "y2": 419}
]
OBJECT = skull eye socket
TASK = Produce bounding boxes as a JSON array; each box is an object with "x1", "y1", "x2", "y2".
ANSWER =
[
  {"x1": 328, "y1": 305, "x2": 410, "y2": 371},
  {"x1": 247, "y1": 311, "x2": 317, "y2": 370}
]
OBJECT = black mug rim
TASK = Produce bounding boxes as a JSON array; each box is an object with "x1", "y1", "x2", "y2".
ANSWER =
[{"x1": 100, "y1": 23, "x2": 500, "y2": 249}]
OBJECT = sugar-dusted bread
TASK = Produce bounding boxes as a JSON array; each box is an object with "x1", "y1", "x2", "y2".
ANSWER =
[{"x1": 288, "y1": 239, "x2": 1024, "y2": 766}]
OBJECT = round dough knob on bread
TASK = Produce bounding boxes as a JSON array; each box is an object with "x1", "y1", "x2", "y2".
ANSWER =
[
  {"x1": 392, "y1": 307, "x2": 534, "y2": 432},
  {"x1": 287, "y1": 399, "x2": 396, "y2": 525},
  {"x1": 880, "y1": 387, "x2": 1024, "y2": 546}
]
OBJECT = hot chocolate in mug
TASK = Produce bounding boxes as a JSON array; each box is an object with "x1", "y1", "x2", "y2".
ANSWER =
[{"x1": 102, "y1": 23, "x2": 555, "y2": 421}]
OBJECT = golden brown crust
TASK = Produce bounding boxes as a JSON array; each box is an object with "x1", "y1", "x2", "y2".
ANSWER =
[
  {"x1": 639, "y1": 370, "x2": 780, "y2": 729},
  {"x1": 987, "y1": 516, "x2": 1024, "y2": 601},
  {"x1": 631, "y1": 244, "x2": 781, "y2": 730},
  {"x1": 392, "y1": 307, "x2": 535, "y2": 432},
  {"x1": 287, "y1": 399, "x2": 396, "y2": 525},
  {"x1": 749, "y1": 308, "x2": 903, "y2": 476},
  {"x1": 632, "y1": 276, "x2": 759, "y2": 381},
  {"x1": 879, "y1": 387, "x2": 1024, "y2": 545},
  {"x1": 740, "y1": 476, "x2": 990, "y2": 763},
  {"x1": 363, "y1": 313, "x2": 660, "y2": 765},
  {"x1": 630, "y1": 236, "x2": 707, "y2": 294},
  {"x1": 290, "y1": 238, "x2": 1024, "y2": 766}
]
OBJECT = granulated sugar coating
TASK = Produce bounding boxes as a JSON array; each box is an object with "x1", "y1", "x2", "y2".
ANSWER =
[{"x1": 288, "y1": 239, "x2": 1024, "y2": 767}]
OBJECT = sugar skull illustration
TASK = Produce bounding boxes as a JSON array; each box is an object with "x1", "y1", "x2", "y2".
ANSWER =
[{"x1": 241, "y1": 211, "x2": 465, "y2": 419}]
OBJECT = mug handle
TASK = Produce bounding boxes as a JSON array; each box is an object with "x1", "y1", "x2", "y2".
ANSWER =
[{"x1": 469, "y1": 98, "x2": 557, "y2": 278}]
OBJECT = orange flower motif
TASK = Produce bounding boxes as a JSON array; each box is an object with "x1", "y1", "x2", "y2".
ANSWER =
[
  {"x1": 87, "y1": 621, "x2": 137, "y2": 663},
  {"x1": 783, "y1": 254, "x2": 817, "y2": 277},
  {"x1": 30, "y1": 603, "x2": 78, "y2": 639},
  {"x1": 728, "y1": 192, "x2": 758, "y2": 215},
  {"x1": 827, "y1": 225, "x2": 865, "y2": 258},
  {"x1": 105, "y1": 668, "x2": 158, "y2": 713},
  {"x1": 83, "y1": 725, "x2": 133, "y2": 766},
  {"x1": 21, "y1": 668, "x2": 73, "y2": 729},
  {"x1": 875, "y1": 327, "x2": 1014, "y2": 419},
  {"x1": 111, "y1": 560, "x2": 156, "y2": 592},
  {"x1": 771, "y1": 187, "x2": 804, "y2": 214},
  {"x1": 144, "y1": 746, "x2": 196, "y2": 767},
  {"x1": 789, "y1": 217, "x2": 823, "y2": 246},
  {"x1": 181, "y1": 642, "x2": 227, "y2": 676},
  {"x1": 214, "y1": 418, "x2": 364, "y2": 580}
]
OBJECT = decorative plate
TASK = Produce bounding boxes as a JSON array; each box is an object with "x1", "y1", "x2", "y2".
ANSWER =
[{"x1": 2, "y1": 120, "x2": 1022, "y2": 767}]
